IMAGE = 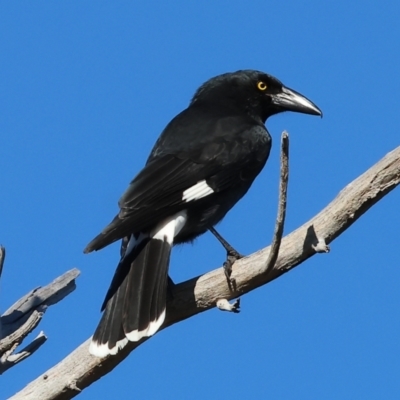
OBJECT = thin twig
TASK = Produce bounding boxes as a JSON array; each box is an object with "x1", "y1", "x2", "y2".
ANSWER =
[
  {"x1": 0, "y1": 246, "x2": 5, "y2": 282},
  {"x1": 0, "y1": 331, "x2": 47, "y2": 375},
  {"x1": 0, "y1": 246, "x2": 5, "y2": 341},
  {"x1": 263, "y1": 131, "x2": 289, "y2": 273}
]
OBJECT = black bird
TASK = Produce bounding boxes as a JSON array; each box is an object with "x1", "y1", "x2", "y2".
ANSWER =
[{"x1": 85, "y1": 70, "x2": 321, "y2": 357}]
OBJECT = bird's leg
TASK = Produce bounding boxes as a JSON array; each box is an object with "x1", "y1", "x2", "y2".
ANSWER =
[
  {"x1": 209, "y1": 227, "x2": 243, "y2": 259},
  {"x1": 209, "y1": 227, "x2": 243, "y2": 290}
]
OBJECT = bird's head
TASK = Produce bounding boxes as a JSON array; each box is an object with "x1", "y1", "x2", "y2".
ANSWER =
[{"x1": 191, "y1": 70, "x2": 322, "y2": 122}]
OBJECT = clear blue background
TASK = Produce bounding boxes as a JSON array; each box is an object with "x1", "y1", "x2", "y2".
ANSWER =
[{"x1": 1, "y1": 1, "x2": 399, "y2": 399}]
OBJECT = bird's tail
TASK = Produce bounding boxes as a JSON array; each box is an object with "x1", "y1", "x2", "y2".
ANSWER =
[
  {"x1": 89, "y1": 236, "x2": 171, "y2": 357},
  {"x1": 89, "y1": 211, "x2": 187, "y2": 357}
]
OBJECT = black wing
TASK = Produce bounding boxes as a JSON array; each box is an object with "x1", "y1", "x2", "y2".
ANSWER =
[{"x1": 84, "y1": 112, "x2": 270, "y2": 253}]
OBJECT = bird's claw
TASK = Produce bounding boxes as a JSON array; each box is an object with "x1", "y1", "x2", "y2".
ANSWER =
[{"x1": 223, "y1": 250, "x2": 243, "y2": 291}]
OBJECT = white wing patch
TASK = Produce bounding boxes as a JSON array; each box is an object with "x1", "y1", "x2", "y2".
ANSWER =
[{"x1": 182, "y1": 180, "x2": 214, "y2": 202}]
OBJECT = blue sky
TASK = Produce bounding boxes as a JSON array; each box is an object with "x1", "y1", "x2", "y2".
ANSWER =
[{"x1": 1, "y1": 1, "x2": 399, "y2": 399}]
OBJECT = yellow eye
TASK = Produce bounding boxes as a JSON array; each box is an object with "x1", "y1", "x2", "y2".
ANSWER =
[{"x1": 257, "y1": 81, "x2": 268, "y2": 91}]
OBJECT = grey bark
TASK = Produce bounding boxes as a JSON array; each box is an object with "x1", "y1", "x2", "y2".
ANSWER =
[
  {"x1": 9, "y1": 146, "x2": 400, "y2": 400},
  {"x1": 0, "y1": 266, "x2": 80, "y2": 375}
]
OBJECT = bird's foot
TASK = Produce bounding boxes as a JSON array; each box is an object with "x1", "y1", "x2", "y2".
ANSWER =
[
  {"x1": 208, "y1": 227, "x2": 243, "y2": 291},
  {"x1": 223, "y1": 249, "x2": 243, "y2": 291}
]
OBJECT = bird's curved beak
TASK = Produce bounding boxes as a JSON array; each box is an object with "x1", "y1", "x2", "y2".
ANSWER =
[{"x1": 271, "y1": 86, "x2": 322, "y2": 116}]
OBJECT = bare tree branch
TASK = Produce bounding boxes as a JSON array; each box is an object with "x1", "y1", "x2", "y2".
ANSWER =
[
  {"x1": 0, "y1": 331, "x2": 47, "y2": 374},
  {"x1": 0, "y1": 246, "x2": 5, "y2": 281},
  {"x1": 0, "y1": 246, "x2": 5, "y2": 340},
  {"x1": 10, "y1": 146, "x2": 400, "y2": 400},
  {"x1": 264, "y1": 131, "x2": 289, "y2": 273},
  {"x1": 215, "y1": 130, "x2": 289, "y2": 305},
  {"x1": 0, "y1": 306, "x2": 45, "y2": 354},
  {"x1": 0, "y1": 268, "x2": 80, "y2": 375},
  {"x1": 2, "y1": 268, "x2": 80, "y2": 326}
]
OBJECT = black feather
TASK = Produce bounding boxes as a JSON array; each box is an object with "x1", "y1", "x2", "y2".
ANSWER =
[{"x1": 86, "y1": 70, "x2": 321, "y2": 356}]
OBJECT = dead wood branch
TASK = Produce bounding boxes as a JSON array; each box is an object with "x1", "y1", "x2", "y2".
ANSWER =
[
  {"x1": 0, "y1": 266, "x2": 80, "y2": 375},
  {"x1": 10, "y1": 146, "x2": 400, "y2": 400},
  {"x1": 264, "y1": 130, "x2": 289, "y2": 273}
]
